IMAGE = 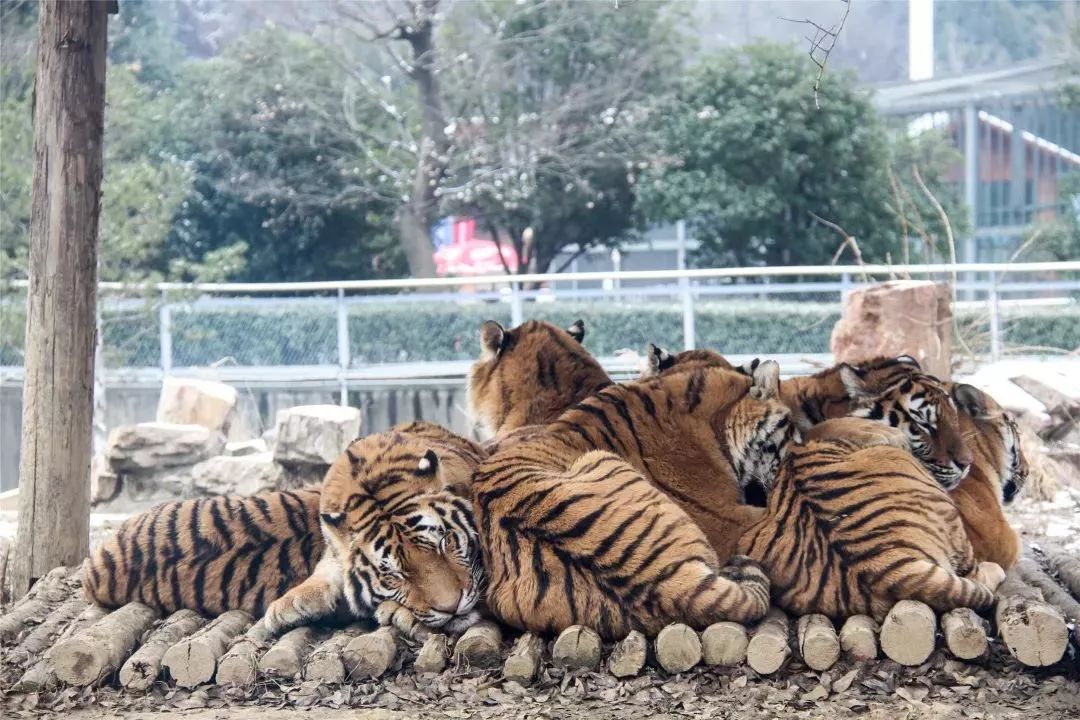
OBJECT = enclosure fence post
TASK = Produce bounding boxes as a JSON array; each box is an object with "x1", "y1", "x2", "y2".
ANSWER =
[
  {"x1": 337, "y1": 287, "x2": 349, "y2": 406},
  {"x1": 988, "y1": 270, "x2": 1001, "y2": 362},
  {"x1": 159, "y1": 292, "x2": 172, "y2": 374},
  {"x1": 677, "y1": 220, "x2": 695, "y2": 350},
  {"x1": 510, "y1": 280, "x2": 524, "y2": 327}
]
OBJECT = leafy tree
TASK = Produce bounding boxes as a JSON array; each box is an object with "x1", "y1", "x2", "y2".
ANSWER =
[
  {"x1": 640, "y1": 42, "x2": 966, "y2": 268},
  {"x1": 163, "y1": 28, "x2": 404, "y2": 282}
]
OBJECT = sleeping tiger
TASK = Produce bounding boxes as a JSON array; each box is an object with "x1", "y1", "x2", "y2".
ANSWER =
[
  {"x1": 735, "y1": 417, "x2": 1006, "y2": 621},
  {"x1": 948, "y1": 383, "x2": 1028, "y2": 569},
  {"x1": 84, "y1": 422, "x2": 488, "y2": 636},
  {"x1": 467, "y1": 319, "x2": 612, "y2": 440},
  {"x1": 472, "y1": 356, "x2": 796, "y2": 639},
  {"x1": 647, "y1": 349, "x2": 974, "y2": 490}
]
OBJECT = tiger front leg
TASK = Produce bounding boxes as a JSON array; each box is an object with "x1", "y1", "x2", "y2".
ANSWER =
[
  {"x1": 264, "y1": 553, "x2": 344, "y2": 635},
  {"x1": 968, "y1": 561, "x2": 1006, "y2": 593},
  {"x1": 375, "y1": 600, "x2": 430, "y2": 641}
]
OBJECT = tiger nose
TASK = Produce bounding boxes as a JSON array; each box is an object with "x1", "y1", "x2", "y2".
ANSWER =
[{"x1": 431, "y1": 590, "x2": 462, "y2": 614}]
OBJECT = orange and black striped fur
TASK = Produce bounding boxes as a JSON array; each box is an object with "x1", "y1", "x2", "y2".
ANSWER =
[
  {"x1": 264, "y1": 422, "x2": 488, "y2": 635},
  {"x1": 84, "y1": 487, "x2": 322, "y2": 619},
  {"x1": 949, "y1": 383, "x2": 1028, "y2": 569},
  {"x1": 85, "y1": 422, "x2": 488, "y2": 636},
  {"x1": 641, "y1": 344, "x2": 735, "y2": 376},
  {"x1": 736, "y1": 417, "x2": 1006, "y2": 622},
  {"x1": 770, "y1": 356, "x2": 974, "y2": 489},
  {"x1": 473, "y1": 361, "x2": 796, "y2": 639},
  {"x1": 467, "y1": 319, "x2": 612, "y2": 440}
]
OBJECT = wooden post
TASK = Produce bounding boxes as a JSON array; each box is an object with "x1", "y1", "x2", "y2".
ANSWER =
[{"x1": 12, "y1": 0, "x2": 114, "y2": 597}]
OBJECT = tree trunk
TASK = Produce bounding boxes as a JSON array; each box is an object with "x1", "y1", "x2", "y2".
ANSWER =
[
  {"x1": 13, "y1": 0, "x2": 111, "y2": 598},
  {"x1": 399, "y1": 196, "x2": 438, "y2": 279}
]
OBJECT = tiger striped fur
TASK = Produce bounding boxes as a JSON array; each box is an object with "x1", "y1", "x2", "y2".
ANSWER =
[
  {"x1": 472, "y1": 361, "x2": 796, "y2": 639},
  {"x1": 84, "y1": 422, "x2": 487, "y2": 636},
  {"x1": 949, "y1": 383, "x2": 1028, "y2": 569},
  {"x1": 735, "y1": 417, "x2": 1005, "y2": 622},
  {"x1": 468, "y1": 319, "x2": 612, "y2": 440}
]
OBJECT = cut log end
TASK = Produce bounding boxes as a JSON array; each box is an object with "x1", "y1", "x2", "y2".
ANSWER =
[
  {"x1": 655, "y1": 623, "x2": 702, "y2": 674},
  {"x1": 746, "y1": 608, "x2": 790, "y2": 675},
  {"x1": 119, "y1": 609, "x2": 207, "y2": 691},
  {"x1": 701, "y1": 621, "x2": 748, "y2": 667},
  {"x1": 259, "y1": 625, "x2": 322, "y2": 679},
  {"x1": 796, "y1": 614, "x2": 840, "y2": 671},
  {"x1": 343, "y1": 626, "x2": 398, "y2": 679},
  {"x1": 839, "y1": 614, "x2": 879, "y2": 662},
  {"x1": 51, "y1": 602, "x2": 159, "y2": 687},
  {"x1": 162, "y1": 609, "x2": 251, "y2": 688},
  {"x1": 453, "y1": 620, "x2": 503, "y2": 669},
  {"x1": 414, "y1": 632, "x2": 450, "y2": 674},
  {"x1": 503, "y1": 632, "x2": 543, "y2": 685},
  {"x1": 941, "y1": 608, "x2": 988, "y2": 660},
  {"x1": 551, "y1": 625, "x2": 601, "y2": 671},
  {"x1": 302, "y1": 624, "x2": 366, "y2": 684},
  {"x1": 995, "y1": 593, "x2": 1069, "y2": 667},
  {"x1": 880, "y1": 600, "x2": 936, "y2": 667},
  {"x1": 608, "y1": 630, "x2": 648, "y2": 678}
]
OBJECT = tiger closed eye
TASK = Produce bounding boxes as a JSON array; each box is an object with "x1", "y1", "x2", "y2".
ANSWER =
[{"x1": 320, "y1": 512, "x2": 345, "y2": 526}]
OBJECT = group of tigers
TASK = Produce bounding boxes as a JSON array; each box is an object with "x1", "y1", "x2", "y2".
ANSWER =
[{"x1": 84, "y1": 318, "x2": 1028, "y2": 645}]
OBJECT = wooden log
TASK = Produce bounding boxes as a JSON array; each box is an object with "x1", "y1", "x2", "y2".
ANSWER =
[
  {"x1": 880, "y1": 600, "x2": 936, "y2": 666},
  {"x1": 1017, "y1": 557, "x2": 1080, "y2": 623},
  {"x1": 746, "y1": 608, "x2": 790, "y2": 675},
  {"x1": 259, "y1": 626, "x2": 324, "y2": 679},
  {"x1": 15, "y1": 595, "x2": 88, "y2": 658},
  {"x1": 839, "y1": 615, "x2": 879, "y2": 662},
  {"x1": 796, "y1": 614, "x2": 840, "y2": 671},
  {"x1": 12, "y1": 0, "x2": 108, "y2": 597},
  {"x1": 213, "y1": 619, "x2": 274, "y2": 687},
  {"x1": 0, "y1": 537, "x2": 11, "y2": 604},
  {"x1": 551, "y1": 625, "x2": 601, "y2": 671},
  {"x1": 607, "y1": 630, "x2": 648, "y2": 678},
  {"x1": 343, "y1": 626, "x2": 398, "y2": 679},
  {"x1": 503, "y1": 633, "x2": 543, "y2": 685},
  {"x1": 453, "y1": 620, "x2": 503, "y2": 669},
  {"x1": 655, "y1": 623, "x2": 702, "y2": 674},
  {"x1": 119, "y1": 610, "x2": 207, "y2": 691},
  {"x1": 52, "y1": 602, "x2": 160, "y2": 686},
  {"x1": 0, "y1": 566, "x2": 74, "y2": 642},
  {"x1": 1045, "y1": 549, "x2": 1080, "y2": 601},
  {"x1": 941, "y1": 608, "x2": 988, "y2": 660},
  {"x1": 11, "y1": 603, "x2": 106, "y2": 692},
  {"x1": 701, "y1": 621, "x2": 747, "y2": 666},
  {"x1": 413, "y1": 632, "x2": 450, "y2": 675},
  {"x1": 302, "y1": 624, "x2": 367, "y2": 683},
  {"x1": 995, "y1": 570, "x2": 1069, "y2": 667},
  {"x1": 162, "y1": 609, "x2": 251, "y2": 688}
]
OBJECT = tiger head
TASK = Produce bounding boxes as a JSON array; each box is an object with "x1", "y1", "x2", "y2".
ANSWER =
[
  {"x1": 838, "y1": 357, "x2": 973, "y2": 490},
  {"x1": 723, "y1": 359, "x2": 801, "y2": 504},
  {"x1": 951, "y1": 383, "x2": 1028, "y2": 503},
  {"x1": 639, "y1": 343, "x2": 734, "y2": 377},
  {"x1": 319, "y1": 423, "x2": 487, "y2": 633},
  {"x1": 467, "y1": 319, "x2": 612, "y2": 439}
]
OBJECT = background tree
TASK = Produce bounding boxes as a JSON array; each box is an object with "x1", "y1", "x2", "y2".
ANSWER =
[{"x1": 639, "y1": 42, "x2": 967, "y2": 268}]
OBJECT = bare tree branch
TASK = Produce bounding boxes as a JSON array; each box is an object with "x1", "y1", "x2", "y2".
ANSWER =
[{"x1": 782, "y1": 0, "x2": 852, "y2": 109}]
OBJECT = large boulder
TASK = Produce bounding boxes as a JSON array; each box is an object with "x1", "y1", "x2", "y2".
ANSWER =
[
  {"x1": 190, "y1": 453, "x2": 282, "y2": 496},
  {"x1": 274, "y1": 405, "x2": 362, "y2": 467},
  {"x1": 225, "y1": 438, "x2": 268, "y2": 457},
  {"x1": 105, "y1": 422, "x2": 226, "y2": 474},
  {"x1": 831, "y1": 280, "x2": 952, "y2": 379},
  {"x1": 156, "y1": 377, "x2": 238, "y2": 435}
]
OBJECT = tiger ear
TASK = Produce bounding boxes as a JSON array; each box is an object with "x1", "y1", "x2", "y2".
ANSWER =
[
  {"x1": 952, "y1": 383, "x2": 989, "y2": 419},
  {"x1": 736, "y1": 357, "x2": 760, "y2": 377},
  {"x1": 838, "y1": 363, "x2": 870, "y2": 399},
  {"x1": 644, "y1": 343, "x2": 672, "y2": 377},
  {"x1": 749, "y1": 359, "x2": 780, "y2": 400},
  {"x1": 566, "y1": 319, "x2": 586, "y2": 343},
  {"x1": 479, "y1": 320, "x2": 506, "y2": 359},
  {"x1": 417, "y1": 449, "x2": 439, "y2": 476}
]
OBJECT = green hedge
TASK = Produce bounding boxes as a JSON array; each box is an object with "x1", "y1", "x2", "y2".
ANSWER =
[{"x1": 2, "y1": 299, "x2": 1077, "y2": 368}]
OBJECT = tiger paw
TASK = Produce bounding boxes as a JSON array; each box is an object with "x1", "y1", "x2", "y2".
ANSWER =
[
  {"x1": 376, "y1": 600, "x2": 428, "y2": 641},
  {"x1": 971, "y1": 561, "x2": 1006, "y2": 593},
  {"x1": 264, "y1": 581, "x2": 337, "y2": 635}
]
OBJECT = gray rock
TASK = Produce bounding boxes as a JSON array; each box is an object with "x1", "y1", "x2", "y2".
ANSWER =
[
  {"x1": 190, "y1": 453, "x2": 282, "y2": 496},
  {"x1": 105, "y1": 422, "x2": 226, "y2": 474},
  {"x1": 273, "y1": 405, "x2": 361, "y2": 466}
]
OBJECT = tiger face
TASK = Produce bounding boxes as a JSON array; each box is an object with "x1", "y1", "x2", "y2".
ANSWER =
[
  {"x1": 319, "y1": 427, "x2": 486, "y2": 633},
  {"x1": 952, "y1": 383, "x2": 1028, "y2": 503},
  {"x1": 467, "y1": 319, "x2": 612, "y2": 438},
  {"x1": 840, "y1": 362, "x2": 973, "y2": 490}
]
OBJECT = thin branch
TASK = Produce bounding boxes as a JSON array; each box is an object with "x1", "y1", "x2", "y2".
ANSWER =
[
  {"x1": 809, "y1": 211, "x2": 869, "y2": 282},
  {"x1": 782, "y1": 0, "x2": 852, "y2": 109}
]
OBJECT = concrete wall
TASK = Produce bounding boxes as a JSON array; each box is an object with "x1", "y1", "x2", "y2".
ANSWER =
[{"x1": 0, "y1": 381, "x2": 475, "y2": 492}]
